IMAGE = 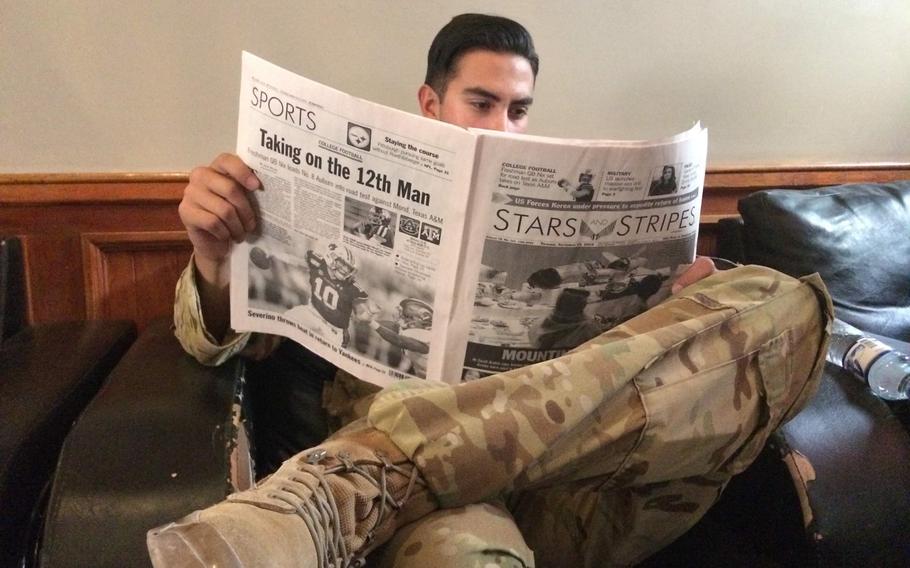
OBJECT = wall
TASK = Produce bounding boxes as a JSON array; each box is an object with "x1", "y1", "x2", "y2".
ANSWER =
[
  {"x1": 2, "y1": 1, "x2": 909, "y2": 173},
  {"x1": 2, "y1": 1, "x2": 908, "y2": 330}
]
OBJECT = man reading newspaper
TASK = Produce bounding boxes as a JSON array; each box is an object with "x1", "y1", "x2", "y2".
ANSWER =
[{"x1": 153, "y1": 13, "x2": 831, "y2": 567}]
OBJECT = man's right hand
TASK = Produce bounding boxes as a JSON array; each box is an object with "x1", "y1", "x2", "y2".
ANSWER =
[
  {"x1": 178, "y1": 153, "x2": 261, "y2": 340},
  {"x1": 179, "y1": 153, "x2": 261, "y2": 269}
]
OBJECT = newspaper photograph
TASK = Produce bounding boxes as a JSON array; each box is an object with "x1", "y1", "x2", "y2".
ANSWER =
[
  {"x1": 229, "y1": 53, "x2": 708, "y2": 387},
  {"x1": 445, "y1": 127, "x2": 708, "y2": 380}
]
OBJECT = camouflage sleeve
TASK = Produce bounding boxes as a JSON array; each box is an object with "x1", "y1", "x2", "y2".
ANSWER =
[{"x1": 174, "y1": 255, "x2": 279, "y2": 366}]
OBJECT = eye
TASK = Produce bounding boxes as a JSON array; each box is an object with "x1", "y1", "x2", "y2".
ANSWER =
[
  {"x1": 470, "y1": 100, "x2": 492, "y2": 112},
  {"x1": 509, "y1": 106, "x2": 529, "y2": 120}
]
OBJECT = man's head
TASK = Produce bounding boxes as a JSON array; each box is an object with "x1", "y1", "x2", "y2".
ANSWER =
[
  {"x1": 398, "y1": 298, "x2": 434, "y2": 329},
  {"x1": 419, "y1": 14, "x2": 538, "y2": 133},
  {"x1": 369, "y1": 206, "x2": 391, "y2": 226},
  {"x1": 324, "y1": 243, "x2": 357, "y2": 282}
]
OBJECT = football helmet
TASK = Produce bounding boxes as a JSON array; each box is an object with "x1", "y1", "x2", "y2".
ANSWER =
[
  {"x1": 369, "y1": 206, "x2": 392, "y2": 226},
  {"x1": 398, "y1": 298, "x2": 433, "y2": 329},
  {"x1": 324, "y1": 243, "x2": 357, "y2": 281}
]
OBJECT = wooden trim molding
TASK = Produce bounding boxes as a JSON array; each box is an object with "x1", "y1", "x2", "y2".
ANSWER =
[
  {"x1": 0, "y1": 172, "x2": 189, "y2": 185},
  {"x1": 3, "y1": 163, "x2": 907, "y2": 207},
  {"x1": 0, "y1": 173, "x2": 186, "y2": 205},
  {"x1": 81, "y1": 230, "x2": 191, "y2": 252}
]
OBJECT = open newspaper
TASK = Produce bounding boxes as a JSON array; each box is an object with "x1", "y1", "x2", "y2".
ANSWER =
[{"x1": 230, "y1": 52, "x2": 708, "y2": 386}]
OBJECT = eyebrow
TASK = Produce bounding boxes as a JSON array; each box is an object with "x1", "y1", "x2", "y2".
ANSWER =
[{"x1": 462, "y1": 87, "x2": 533, "y2": 106}]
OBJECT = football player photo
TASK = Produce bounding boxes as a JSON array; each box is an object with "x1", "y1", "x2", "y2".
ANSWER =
[
  {"x1": 344, "y1": 199, "x2": 396, "y2": 248},
  {"x1": 356, "y1": 205, "x2": 395, "y2": 247},
  {"x1": 284, "y1": 242, "x2": 374, "y2": 348},
  {"x1": 368, "y1": 297, "x2": 433, "y2": 378}
]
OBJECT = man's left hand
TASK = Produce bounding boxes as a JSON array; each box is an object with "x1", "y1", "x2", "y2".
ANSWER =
[{"x1": 671, "y1": 256, "x2": 717, "y2": 295}]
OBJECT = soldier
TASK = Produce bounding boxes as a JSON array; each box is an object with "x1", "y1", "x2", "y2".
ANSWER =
[{"x1": 157, "y1": 13, "x2": 827, "y2": 568}]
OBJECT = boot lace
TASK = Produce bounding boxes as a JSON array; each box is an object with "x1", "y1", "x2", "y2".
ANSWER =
[{"x1": 230, "y1": 448, "x2": 425, "y2": 568}]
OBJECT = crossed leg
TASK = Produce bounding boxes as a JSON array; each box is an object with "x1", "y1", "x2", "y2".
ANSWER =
[
  {"x1": 149, "y1": 265, "x2": 831, "y2": 567},
  {"x1": 376, "y1": 500, "x2": 533, "y2": 568}
]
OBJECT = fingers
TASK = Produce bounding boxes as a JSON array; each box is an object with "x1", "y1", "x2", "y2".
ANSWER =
[
  {"x1": 671, "y1": 256, "x2": 717, "y2": 294},
  {"x1": 210, "y1": 152, "x2": 261, "y2": 191},
  {"x1": 179, "y1": 154, "x2": 262, "y2": 259},
  {"x1": 179, "y1": 203, "x2": 231, "y2": 244},
  {"x1": 179, "y1": 183, "x2": 243, "y2": 257},
  {"x1": 191, "y1": 160, "x2": 258, "y2": 231}
]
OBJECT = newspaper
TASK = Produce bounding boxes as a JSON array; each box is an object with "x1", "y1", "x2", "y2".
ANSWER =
[{"x1": 230, "y1": 52, "x2": 708, "y2": 386}]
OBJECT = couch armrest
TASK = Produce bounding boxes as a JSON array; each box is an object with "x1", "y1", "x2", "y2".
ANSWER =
[
  {"x1": 38, "y1": 319, "x2": 250, "y2": 568},
  {"x1": 0, "y1": 321, "x2": 136, "y2": 568},
  {"x1": 778, "y1": 363, "x2": 910, "y2": 565}
]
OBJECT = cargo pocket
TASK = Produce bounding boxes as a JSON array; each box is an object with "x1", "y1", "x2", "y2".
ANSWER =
[
  {"x1": 612, "y1": 327, "x2": 793, "y2": 485},
  {"x1": 721, "y1": 328, "x2": 793, "y2": 476}
]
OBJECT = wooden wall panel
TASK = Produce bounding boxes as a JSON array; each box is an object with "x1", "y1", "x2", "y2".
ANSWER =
[
  {"x1": 0, "y1": 175, "x2": 188, "y2": 331},
  {"x1": 81, "y1": 232, "x2": 191, "y2": 326},
  {"x1": 1, "y1": 166, "x2": 908, "y2": 331}
]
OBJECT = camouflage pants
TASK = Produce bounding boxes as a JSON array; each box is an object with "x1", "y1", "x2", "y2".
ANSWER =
[{"x1": 352, "y1": 266, "x2": 831, "y2": 567}]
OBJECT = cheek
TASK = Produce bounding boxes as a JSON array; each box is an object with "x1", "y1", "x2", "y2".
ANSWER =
[
  {"x1": 440, "y1": 106, "x2": 480, "y2": 129},
  {"x1": 509, "y1": 121, "x2": 529, "y2": 134},
  {"x1": 437, "y1": 99, "x2": 464, "y2": 120}
]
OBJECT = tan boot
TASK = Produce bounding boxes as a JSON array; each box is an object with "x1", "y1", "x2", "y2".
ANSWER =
[{"x1": 148, "y1": 427, "x2": 436, "y2": 568}]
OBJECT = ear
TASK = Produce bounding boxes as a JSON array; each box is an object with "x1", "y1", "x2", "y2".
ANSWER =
[{"x1": 417, "y1": 84, "x2": 441, "y2": 119}]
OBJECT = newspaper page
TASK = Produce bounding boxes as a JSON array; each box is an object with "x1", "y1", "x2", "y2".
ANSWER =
[
  {"x1": 229, "y1": 52, "x2": 478, "y2": 387},
  {"x1": 441, "y1": 126, "x2": 708, "y2": 381}
]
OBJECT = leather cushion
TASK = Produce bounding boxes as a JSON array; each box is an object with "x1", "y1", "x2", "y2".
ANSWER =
[
  {"x1": 738, "y1": 181, "x2": 910, "y2": 340},
  {"x1": 40, "y1": 319, "x2": 244, "y2": 568},
  {"x1": 0, "y1": 320, "x2": 135, "y2": 566},
  {"x1": 779, "y1": 359, "x2": 910, "y2": 565}
]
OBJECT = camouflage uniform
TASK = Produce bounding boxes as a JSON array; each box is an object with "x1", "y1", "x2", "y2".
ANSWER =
[{"x1": 174, "y1": 259, "x2": 831, "y2": 566}]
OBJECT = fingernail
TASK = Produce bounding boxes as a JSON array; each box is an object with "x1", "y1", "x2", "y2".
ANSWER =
[{"x1": 245, "y1": 173, "x2": 261, "y2": 190}]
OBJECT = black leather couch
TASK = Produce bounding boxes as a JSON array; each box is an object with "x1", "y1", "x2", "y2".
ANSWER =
[
  {"x1": 725, "y1": 182, "x2": 910, "y2": 565},
  {"x1": 36, "y1": 320, "x2": 246, "y2": 568},
  {"x1": 13, "y1": 181, "x2": 910, "y2": 567},
  {"x1": 0, "y1": 234, "x2": 248, "y2": 568},
  {"x1": 646, "y1": 181, "x2": 910, "y2": 566},
  {"x1": 0, "y1": 237, "x2": 136, "y2": 567}
]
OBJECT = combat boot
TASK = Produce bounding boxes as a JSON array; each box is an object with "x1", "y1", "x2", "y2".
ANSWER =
[{"x1": 147, "y1": 426, "x2": 436, "y2": 568}]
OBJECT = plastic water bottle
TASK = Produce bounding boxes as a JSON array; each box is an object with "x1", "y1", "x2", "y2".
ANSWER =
[{"x1": 827, "y1": 319, "x2": 910, "y2": 401}]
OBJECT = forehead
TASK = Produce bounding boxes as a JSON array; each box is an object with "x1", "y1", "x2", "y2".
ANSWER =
[{"x1": 447, "y1": 49, "x2": 535, "y2": 96}]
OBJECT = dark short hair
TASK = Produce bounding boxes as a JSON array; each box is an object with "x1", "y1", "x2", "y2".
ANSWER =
[{"x1": 425, "y1": 13, "x2": 539, "y2": 98}]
